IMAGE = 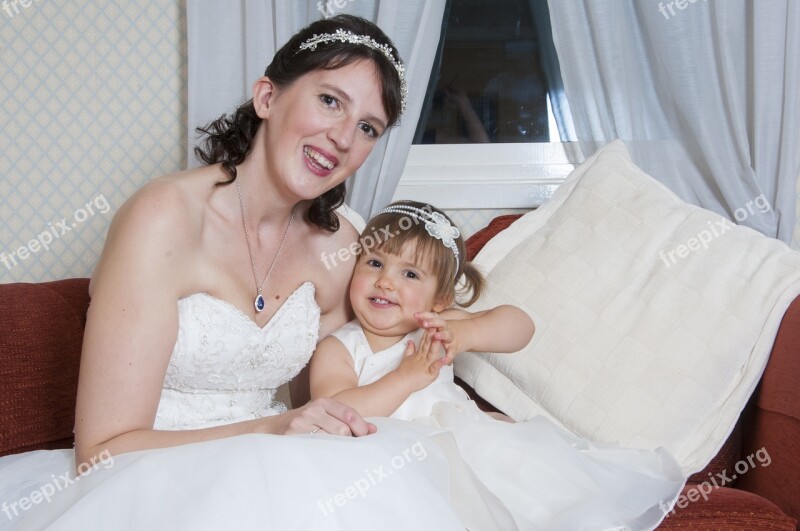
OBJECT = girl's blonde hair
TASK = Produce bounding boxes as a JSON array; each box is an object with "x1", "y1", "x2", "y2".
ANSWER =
[{"x1": 358, "y1": 200, "x2": 484, "y2": 307}]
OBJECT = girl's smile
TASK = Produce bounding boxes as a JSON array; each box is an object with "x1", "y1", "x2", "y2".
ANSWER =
[{"x1": 350, "y1": 245, "x2": 446, "y2": 350}]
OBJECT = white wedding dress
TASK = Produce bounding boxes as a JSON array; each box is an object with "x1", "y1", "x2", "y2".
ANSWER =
[
  {"x1": 0, "y1": 283, "x2": 466, "y2": 531},
  {"x1": 1, "y1": 282, "x2": 687, "y2": 531},
  {"x1": 331, "y1": 320, "x2": 688, "y2": 531}
]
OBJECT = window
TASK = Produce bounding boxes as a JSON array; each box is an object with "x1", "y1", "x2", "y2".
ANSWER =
[
  {"x1": 414, "y1": 0, "x2": 570, "y2": 144},
  {"x1": 397, "y1": 0, "x2": 581, "y2": 210}
]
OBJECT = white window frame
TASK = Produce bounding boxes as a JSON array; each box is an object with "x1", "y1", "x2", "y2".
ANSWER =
[{"x1": 394, "y1": 142, "x2": 583, "y2": 209}]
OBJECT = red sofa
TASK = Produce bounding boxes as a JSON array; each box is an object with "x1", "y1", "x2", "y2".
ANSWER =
[{"x1": 0, "y1": 215, "x2": 797, "y2": 529}]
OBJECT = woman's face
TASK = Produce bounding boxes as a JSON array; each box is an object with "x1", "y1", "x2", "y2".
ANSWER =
[{"x1": 259, "y1": 59, "x2": 389, "y2": 202}]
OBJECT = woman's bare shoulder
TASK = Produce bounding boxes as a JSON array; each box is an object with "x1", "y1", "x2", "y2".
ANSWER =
[
  {"x1": 123, "y1": 167, "x2": 219, "y2": 229},
  {"x1": 89, "y1": 166, "x2": 221, "y2": 296}
]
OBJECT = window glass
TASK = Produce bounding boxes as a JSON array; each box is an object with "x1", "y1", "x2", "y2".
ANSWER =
[{"x1": 414, "y1": 0, "x2": 572, "y2": 144}]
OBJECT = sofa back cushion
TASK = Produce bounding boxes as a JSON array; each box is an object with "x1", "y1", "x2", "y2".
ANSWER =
[{"x1": 0, "y1": 278, "x2": 89, "y2": 456}]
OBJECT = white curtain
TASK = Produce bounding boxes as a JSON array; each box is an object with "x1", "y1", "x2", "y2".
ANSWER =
[
  {"x1": 547, "y1": 0, "x2": 799, "y2": 242},
  {"x1": 186, "y1": 0, "x2": 446, "y2": 218}
]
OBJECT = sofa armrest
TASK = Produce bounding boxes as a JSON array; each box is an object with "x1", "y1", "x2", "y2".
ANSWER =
[
  {"x1": 0, "y1": 278, "x2": 90, "y2": 457},
  {"x1": 735, "y1": 294, "x2": 800, "y2": 525}
]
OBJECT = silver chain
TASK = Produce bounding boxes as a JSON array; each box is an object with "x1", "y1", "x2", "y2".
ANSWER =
[{"x1": 235, "y1": 179, "x2": 296, "y2": 297}]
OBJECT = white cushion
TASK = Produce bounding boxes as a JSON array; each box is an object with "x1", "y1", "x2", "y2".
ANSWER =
[{"x1": 455, "y1": 140, "x2": 800, "y2": 474}]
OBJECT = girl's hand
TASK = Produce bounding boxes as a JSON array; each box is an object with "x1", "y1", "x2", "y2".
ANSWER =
[
  {"x1": 415, "y1": 311, "x2": 472, "y2": 365},
  {"x1": 395, "y1": 327, "x2": 445, "y2": 391}
]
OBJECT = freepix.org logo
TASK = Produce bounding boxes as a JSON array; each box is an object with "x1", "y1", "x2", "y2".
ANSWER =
[
  {"x1": 1, "y1": 194, "x2": 112, "y2": 271},
  {"x1": 316, "y1": 440, "x2": 429, "y2": 517},
  {"x1": 320, "y1": 204, "x2": 434, "y2": 270},
  {"x1": 660, "y1": 447, "x2": 771, "y2": 517},
  {"x1": 657, "y1": 0, "x2": 708, "y2": 21},
  {"x1": 2, "y1": 0, "x2": 42, "y2": 19},
  {"x1": 2, "y1": 450, "x2": 114, "y2": 522},
  {"x1": 317, "y1": 0, "x2": 356, "y2": 19},
  {"x1": 659, "y1": 193, "x2": 772, "y2": 268}
]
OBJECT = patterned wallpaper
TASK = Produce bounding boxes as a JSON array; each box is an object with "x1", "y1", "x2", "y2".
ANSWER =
[
  {"x1": 0, "y1": 0, "x2": 186, "y2": 283},
  {"x1": 0, "y1": 2, "x2": 797, "y2": 285}
]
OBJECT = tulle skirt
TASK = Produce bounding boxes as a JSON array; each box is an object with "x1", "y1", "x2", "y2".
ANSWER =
[
  {"x1": 418, "y1": 401, "x2": 685, "y2": 530},
  {"x1": 0, "y1": 408, "x2": 684, "y2": 531}
]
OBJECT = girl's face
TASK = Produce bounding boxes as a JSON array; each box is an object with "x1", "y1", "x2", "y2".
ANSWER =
[
  {"x1": 258, "y1": 59, "x2": 389, "y2": 202},
  {"x1": 350, "y1": 242, "x2": 447, "y2": 341}
]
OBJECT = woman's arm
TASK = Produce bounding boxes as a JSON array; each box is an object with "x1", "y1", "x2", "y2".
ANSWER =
[
  {"x1": 75, "y1": 181, "x2": 195, "y2": 465},
  {"x1": 310, "y1": 331, "x2": 443, "y2": 417},
  {"x1": 75, "y1": 182, "x2": 371, "y2": 466}
]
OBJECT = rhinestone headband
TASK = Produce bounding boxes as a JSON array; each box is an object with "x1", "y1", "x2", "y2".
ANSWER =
[
  {"x1": 297, "y1": 29, "x2": 407, "y2": 113},
  {"x1": 378, "y1": 205, "x2": 461, "y2": 279}
]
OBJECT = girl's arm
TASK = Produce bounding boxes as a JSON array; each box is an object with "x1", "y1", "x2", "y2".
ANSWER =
[
  {"x1": 417, "y1": 305, "x2": 535, "y2": 364},
  {"x1": 310, "y1": 330, "x2": 443, "y2": 417}
]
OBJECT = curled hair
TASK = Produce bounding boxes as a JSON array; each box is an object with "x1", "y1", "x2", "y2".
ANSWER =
[
  {"x1": 194, "y1": 15, "x2": 404, "y2": 232},
  {"x1": 358, "y1": 200, "x2": 485, "y2": 307}
]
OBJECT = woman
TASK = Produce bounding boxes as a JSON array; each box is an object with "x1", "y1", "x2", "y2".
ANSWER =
[
  {"x1": 0, "y1": 15, "x2": 467, "y2": 530},
  {"x1": 74, "y1": 13, "x2": 398, "y2": 464}
]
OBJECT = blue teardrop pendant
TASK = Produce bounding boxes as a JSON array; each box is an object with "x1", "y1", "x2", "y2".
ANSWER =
[{"x1": 254, "y1": 293, "x2": 266, "y2": 312}]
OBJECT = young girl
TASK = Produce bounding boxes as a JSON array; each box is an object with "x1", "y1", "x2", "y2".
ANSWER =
[
  {"x1": 311, "y1": 200, "x2": 534, "y2": 420},
  {"x1": 311, "y1": 201, "x2": 686, "y2": 531}
]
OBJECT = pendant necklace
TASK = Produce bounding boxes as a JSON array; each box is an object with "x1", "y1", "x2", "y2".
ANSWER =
[{"x1": 235, "y1": 179, "x2": 295, "y2": 312}]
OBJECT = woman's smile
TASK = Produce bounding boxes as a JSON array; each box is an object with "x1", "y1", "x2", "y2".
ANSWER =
[{"x1": 303, "y1": 145, "x2": 338, "y2": 175}]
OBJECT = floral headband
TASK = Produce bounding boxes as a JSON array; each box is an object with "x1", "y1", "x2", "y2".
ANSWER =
[
  {"x1": 378, "y1": 205, "x2": 461, "y2": 278},
  {"x1": 297, "y1": 28, "x2": 408, "y2": 113}
]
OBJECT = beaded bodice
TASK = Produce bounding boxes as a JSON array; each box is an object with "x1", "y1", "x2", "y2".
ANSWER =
[{"x1": 153, "y1": 282, "x2": 319, "y2": 430}]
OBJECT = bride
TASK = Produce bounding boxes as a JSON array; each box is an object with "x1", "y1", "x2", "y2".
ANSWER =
[{"x1": 0, "y1": 14, "x2": 467, "y2": 531}]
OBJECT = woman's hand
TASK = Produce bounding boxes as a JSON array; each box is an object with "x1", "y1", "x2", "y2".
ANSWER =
[
  {"x1": 414, "y1": 311, "x2": 473, "y2": 365},
  {"x1": 395, "y1": 327, "x2": 445, "y2": 391},
  {"x1": 277, "y1": 397, "x2": 377, "y2": 437}
]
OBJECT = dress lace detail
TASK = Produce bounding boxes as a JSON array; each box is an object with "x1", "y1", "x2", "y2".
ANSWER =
[{"x1": 154, "y1": 282, "x2": 319, "y2": 430}]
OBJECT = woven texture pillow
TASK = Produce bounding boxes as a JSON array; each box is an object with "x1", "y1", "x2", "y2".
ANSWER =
[{"x1": 454, "y1": 140, "x2": 800, "y2": 474}]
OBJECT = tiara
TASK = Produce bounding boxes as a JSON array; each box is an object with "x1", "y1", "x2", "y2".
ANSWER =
[
  {"x1": 378, "y1": 205, "x2": 460, "y2": 278},
  {"x1": 297, "y1": 29, "x2": 407, "y2": 113}
]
